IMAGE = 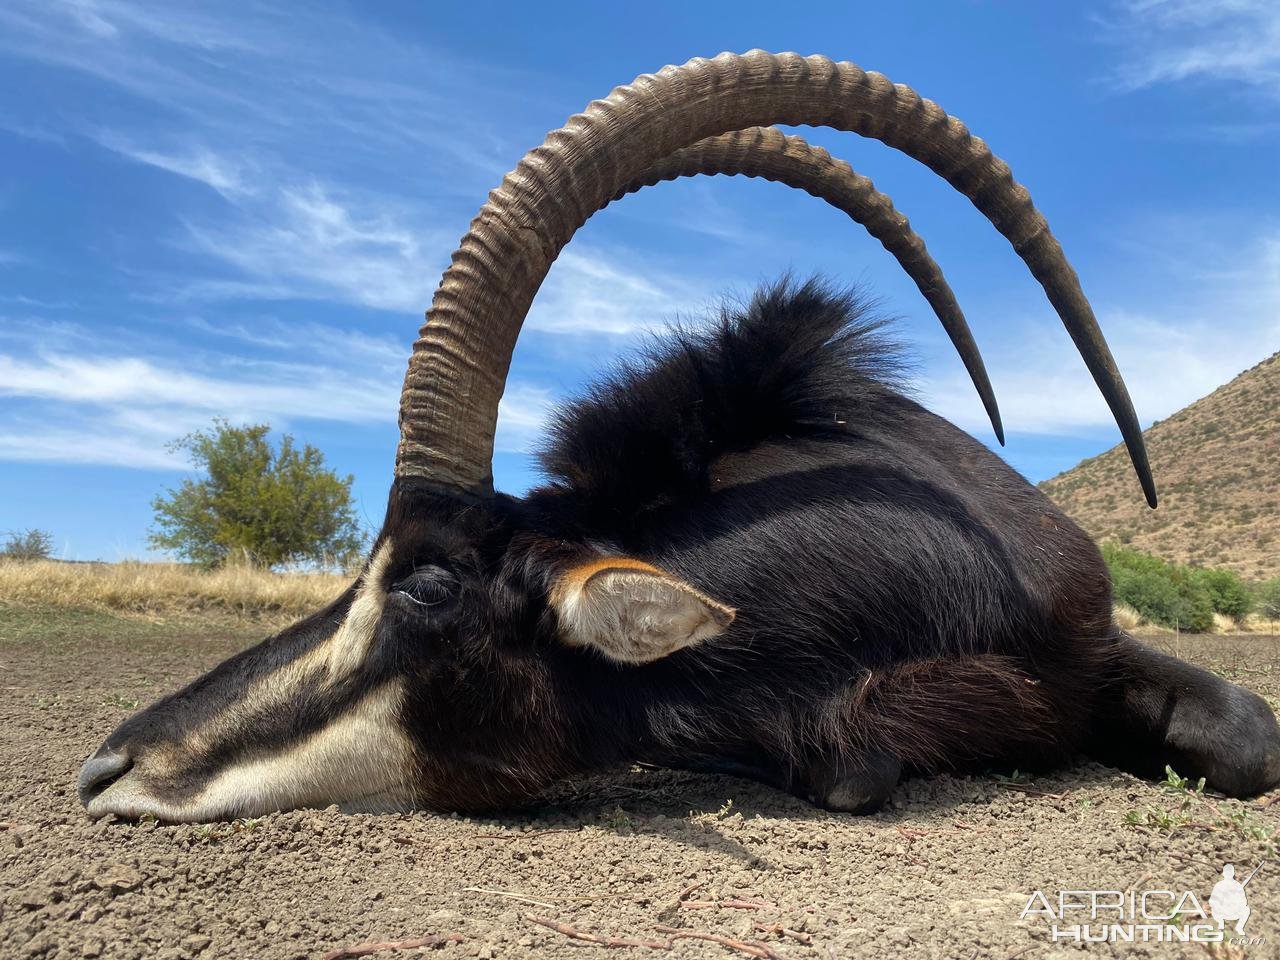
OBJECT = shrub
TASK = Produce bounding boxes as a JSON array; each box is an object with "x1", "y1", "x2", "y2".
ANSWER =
[
  {"x1": 1, "y1": 528, "x2": 55, "y2": 561},
  {"x1": 1101, "y1": 544, "x2": 1215, "y2": 632},
  {"x1": 1190, "y1": 567, "x2": 1254, "y2": 624},
  {"x1": 1256, "y1": 578, "x2": 1280, "y2": 622}
]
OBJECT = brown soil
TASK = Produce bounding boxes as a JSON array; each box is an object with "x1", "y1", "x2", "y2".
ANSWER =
[{"x1": 1, "y1": 606, "x2": 1278, "y2": 960}]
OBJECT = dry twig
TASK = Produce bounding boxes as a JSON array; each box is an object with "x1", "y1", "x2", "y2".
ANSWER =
[
  {"x1": 1126, "y1": 872, "x2": 1153, "y2": 894},
  {"x1": 674, "y1": 881, "x2": 704, "y2": 901},
  {"x1": 463, "y1": 886, "x2": 557, "y2": 909},
  {"x1": 655, "y1": 924, "x2": 784, "y2": 959},
  {"x1": 475, "y1": 828, "x2": 579, "y2": 841},
  {"x1": 525, "y1": 914, "x2": 670, "y2": 949},
  {"x1": 680, "y1": 897, "x2": 776, "y2": 911},
  {"x1": 994, "y1": 782, "x2": 1065, "y2": 799},
  {"x1": 753, "y1": 922, "x2": 812, "y2": 944}
]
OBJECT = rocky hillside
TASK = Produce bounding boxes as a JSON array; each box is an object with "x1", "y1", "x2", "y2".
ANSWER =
[{"x1": 1041, "y1": 351, "x2": 1280, "y2": 579}]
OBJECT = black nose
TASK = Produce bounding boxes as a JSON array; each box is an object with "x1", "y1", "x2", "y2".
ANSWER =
[{"x1": 77, "y1": 747, "x2": 133, "y2": 806}]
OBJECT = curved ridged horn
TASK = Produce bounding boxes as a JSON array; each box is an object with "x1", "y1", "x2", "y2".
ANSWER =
[
  {"x1": 398, "y1": 51, "x2": 1156, "y2": 508},
  {"x1": 618, "y1": 126, "x2": 1003, "y2": 445}
]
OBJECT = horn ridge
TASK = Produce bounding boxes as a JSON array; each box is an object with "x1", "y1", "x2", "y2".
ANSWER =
[{"x1": 397, "y1": 50, "x2": 1154, "y2": 508}]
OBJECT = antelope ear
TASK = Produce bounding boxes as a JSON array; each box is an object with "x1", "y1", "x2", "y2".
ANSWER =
[{"x1": 549, "y1": 558, "x2": 735, "y2": 665}]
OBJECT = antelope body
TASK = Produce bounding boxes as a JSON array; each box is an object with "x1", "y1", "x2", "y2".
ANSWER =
[{"x1": 78, "y1": 52, "x2": 1280, "y2": 822}]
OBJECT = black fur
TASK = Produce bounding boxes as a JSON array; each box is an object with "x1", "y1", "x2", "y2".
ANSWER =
[
  {"x1": 94, "y1": 278, "x2": 1280, "y2": 817},
  {"x1": 536, "y1": 279, "x2": 905, "y2": 525},
  {"x1": 490, "y1": 278, "x2": 1275, "y2": 809}
]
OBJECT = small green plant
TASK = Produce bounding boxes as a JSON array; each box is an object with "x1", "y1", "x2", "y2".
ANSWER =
[
  {"x1": 101, "y1": 694, "x2": 140, "y2": 710},
  {"x1": 1159, "y1": 765, "x2": 1205, "y2": 796},
  {"x1": 601, "y1": 805, "x2": 634, "y2": 832},
  {"x1": 1122, "y1": 766, "x2": 1276, "y2": 854},
  {"x1": 1123, "y1": 806, "x2": 1189, "y2": 831}
]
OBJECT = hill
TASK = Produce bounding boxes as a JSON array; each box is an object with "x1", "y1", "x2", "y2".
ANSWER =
[{"x1": 1040, "y1": 351, "x2": 1280, "y2": 580}]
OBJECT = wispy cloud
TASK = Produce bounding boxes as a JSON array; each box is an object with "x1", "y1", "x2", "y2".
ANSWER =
[
  {"x1": 154, "y1": 162, "x2": 710, "y2": 334},
  {"x1": 0, "y1": 426, "x2": 185, "y2": 470},
  {"x1": 0, "y1": 1, "x2": 721, "y2": 336},
  {"x1": 0, "y1": 294, "x2": 75, "y2": 309},
  {"x1": 0, "y1": 0, "x2": 531, "y2": 182},
  {"x1": 525, "y1": 249, "x2": 714, "y2": 336},
  {"x1": 0, "y1": 352, "x2": 388, "y2": 419},
  {"x1": 0, "y1": 1, "x2": 550, "y2": 314},
  {"x1": 93, "y1": 133, "x2": 251, "y2": 198},
  {"x1": 185, "y1": 316, "x2": 408, "y2": 367},
  {"x1": 1107, "y1": 0, "x2": 1280, "y2": 95},
  {"x1": 178, "y1": 180, "x2": 448, "y2": 312},
  {"x1": 0, "y1": 322, "x2": 553, "y2": 469}
]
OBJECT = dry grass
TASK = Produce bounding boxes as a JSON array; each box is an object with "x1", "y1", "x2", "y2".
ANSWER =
[
  {"x1": 0, "y1": 559, "x2": 347, "y2": 625},
  {"x1": 1120, "y1": 605, "x2": 1276, "y2": 637},
  {"x1": 1112, "y1": 602, "x2": 1145, "y2": 632},
  {"x1": 3, "y1": 559, "x2": 1272, "y2": 636}
]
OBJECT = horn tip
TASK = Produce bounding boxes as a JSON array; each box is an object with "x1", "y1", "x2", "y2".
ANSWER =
[{"x1": 1136, "y1": 458, "x2": 1158, "y2": 509}]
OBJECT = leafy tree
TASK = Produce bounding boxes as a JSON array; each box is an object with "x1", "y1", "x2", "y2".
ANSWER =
[
  {"x1": 150, "y1": 420, "x2": 364, "y2": 569},
  {"x1": 1, "y1": 528, "x2": 54, "y2": 561},
  {"x1": 1191, "y1": 566, "x2": 1254, "y2": 624}
]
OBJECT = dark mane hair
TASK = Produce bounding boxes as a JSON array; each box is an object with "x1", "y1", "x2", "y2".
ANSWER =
[{"x1": 536, "y1": 277, "x2": 908, "y2": 513}]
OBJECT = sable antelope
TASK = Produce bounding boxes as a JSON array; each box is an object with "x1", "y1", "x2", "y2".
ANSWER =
[{"x1": 79, "y1": 52, "x2": 1280, "y2": 822}]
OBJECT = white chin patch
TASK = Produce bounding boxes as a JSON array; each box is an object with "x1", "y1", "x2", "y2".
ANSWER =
[{"x1": 87, "y1": 681, "x2": 416, "y2": 823}]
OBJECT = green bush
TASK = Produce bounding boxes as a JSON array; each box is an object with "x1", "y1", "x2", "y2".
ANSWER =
[
  {"x1": 1101, "y1": 544, "x2": 1214, "y2": 632},
  {"x1": 150, "y1": 420, "x2": 364, "y2": 569},
  {"x1": 1190, "y1": 567, "x2": 1254, "y2": 624},
  {"x1": 1256, "y1": 578, "x2": 1280, "y2": 622}
]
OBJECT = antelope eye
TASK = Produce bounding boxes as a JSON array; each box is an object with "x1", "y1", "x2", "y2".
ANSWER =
[{"x1": 390, "y1": 566, "x2": 460, "y2": 607}]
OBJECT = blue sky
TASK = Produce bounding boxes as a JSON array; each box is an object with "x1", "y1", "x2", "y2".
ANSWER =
[{"x1": 2, "y1": 1, "x2": 1278, "y2": 561}]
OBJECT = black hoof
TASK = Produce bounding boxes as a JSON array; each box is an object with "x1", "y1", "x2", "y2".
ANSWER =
[
  {"x1": 1174, "y1": 683, "x2": 1280, "y2": 798},
  {"x1": 1092, "y1": 639, "x2": 1280, "y2": 798},
  {"x1": 803, "y1": 750, "x2": 902, "y2": 814}
]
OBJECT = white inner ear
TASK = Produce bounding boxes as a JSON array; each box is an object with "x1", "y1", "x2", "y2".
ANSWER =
[{"x1": 552, "y1": 565, "x2": 735, "y2": 665}]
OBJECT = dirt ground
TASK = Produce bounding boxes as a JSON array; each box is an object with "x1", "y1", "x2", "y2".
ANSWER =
[{"x1": 1, "y1": 606, "x2": 1277, "y2": 960}]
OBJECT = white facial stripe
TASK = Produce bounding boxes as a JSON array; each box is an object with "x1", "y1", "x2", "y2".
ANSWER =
[
  {"x1": 174, "y1": 539, "x2": 396, "y2": 764},
  {"x1": 88, "y1": 681, "x2": 416, "y2": 821},
  {"x1": 323, "y1": 538, "x2": 394, "y2": 678}
]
